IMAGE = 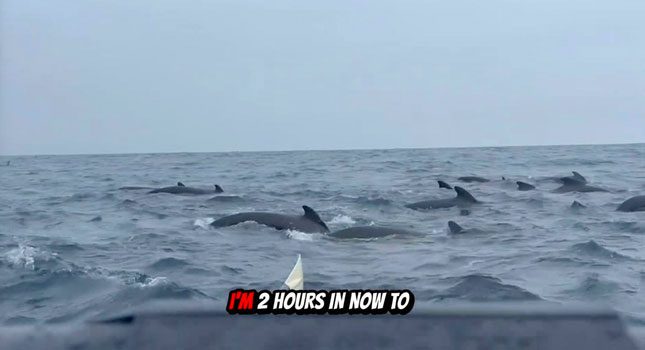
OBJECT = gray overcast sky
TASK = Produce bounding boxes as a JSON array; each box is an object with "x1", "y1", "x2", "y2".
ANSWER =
[{"x1": 1, "y1": 0, "x2": 644, "y2": 155}]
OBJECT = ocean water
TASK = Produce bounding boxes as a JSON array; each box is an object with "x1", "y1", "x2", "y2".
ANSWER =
[{"x1": 1, "y1": 144, "x2": 644, "y2": 325}]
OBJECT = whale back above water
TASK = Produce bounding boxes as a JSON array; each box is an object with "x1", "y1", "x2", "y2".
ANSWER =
[
  {"x1": 329, "y1": 226, "x2": 423, "y2": 239},
  {"x1": 553, "y1": 178, "x2": 607, "y2": 193},
  {"x1": 458, "y1": 176, "x2": 489, "y2": 183},
  {"x1": 405, "y1": 186, "x2": 478, "y2": 210},
  {"x1": 211, "y1": 205, "x2": 329, "y2": 233},
  {"x1": 617, "y1": 195, "x2": 645, "y2": 212},
  {"x1": 516, "y1": 181, "x2": 536, "y2": 191},
  {"x1": 148, "y1": 183, "x2": 224, "y2": 195}
]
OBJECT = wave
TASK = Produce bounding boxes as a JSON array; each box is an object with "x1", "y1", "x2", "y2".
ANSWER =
[
  {"x1": 432, "y1": 274, "x2": 541, "y2": 302},
  {"x1": 569, "y1": 240, "x2": 631, "y2": 261},
  {"x1": 148, "y1": 257, "x2": 191, "y2": 271}
]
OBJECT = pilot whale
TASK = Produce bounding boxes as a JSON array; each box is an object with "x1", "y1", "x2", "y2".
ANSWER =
[
  {"x1": 211, "y1": 206, "x2": 329, "y2": 233},
  {"x1": 516, "y1": 181, "x2": 536, "y2": 191},
  {"x1": 617, "y1": 195, "x2": 645, "y2": 212},
  {"x1": 553, "y1": 178, "x2": 607, "y2": 193},
  {"x1": 560, "y1": 171, "x2": 587, "y2": 184},
  {"x1": 448, "y1": 221, "x2": 484, "y2": 234},
  {"x1": 458, "y1": 176, "x2": 489, "y2": 183},
  {"x1": 149, "y1": 182, "x2": 224, "y2": 195},
  {"x1": 405, "y1": 186, "x2": 478, "y2": 210},
  {"x1": 438, "y1": 180, "x2": 453, "y2": 189},
  {"x1": 328, "y1": 226, "x2": 423, "y2": 239}
]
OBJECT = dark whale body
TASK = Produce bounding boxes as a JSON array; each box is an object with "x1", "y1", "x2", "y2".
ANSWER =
[
  {"x1": 405, "y1": 186, "x2": 478, "y2": 210},
  {"x1": 211, "y1": 206, "x2": 329, "y2": 233},
  {"x1": 149, "y1": 182, "x2": 224, "y2": 195},
  {"x1": 617, "y1": 195, "x2": 645, "y2": 212},
  {"x1": 553, "y1": 178, "x2": 607, "y2": 193},
  {"x1": 328, "y1": 226, "x2": 423, "y2": 239},
  {"x1": 458, "y1": 176, "x2": 489, "y2": 183},
  {"x1": 438, "y1": 180, "x2": 453, "y2": 189},
  {"x1": 516, "y1": 181, "x2": 536, "y2": 191}
]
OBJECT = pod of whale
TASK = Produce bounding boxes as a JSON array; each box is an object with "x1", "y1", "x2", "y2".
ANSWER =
[
  {"x1": 211, "y1": 205, "x2": 329, "y2": 233},
  {"x1": 406, "y1": 186, "x2": 478, "y2": 210},
  {"x1": 149, "y1": 182, "x2": 224, "y2": 195},
  {"x1": 328, "y1": 226, "x2": 424, "y2": 239},
  {"x1": 617, "y1": 195, "x2": 645, "y2": 212}
]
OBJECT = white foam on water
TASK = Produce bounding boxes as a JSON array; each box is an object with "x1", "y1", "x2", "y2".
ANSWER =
[
  {"x1": 330, "y1": 214, "x2": 356, "y2": 225},
  {"x1": 285, "y1": 230, "x2": 317, "y2": 241},
  {"x1": 193, "y1": 217, "x2": 215, "y2": 229},
  {"x1": 2, "y1": 244, "x2": 55, "y2": 271}
]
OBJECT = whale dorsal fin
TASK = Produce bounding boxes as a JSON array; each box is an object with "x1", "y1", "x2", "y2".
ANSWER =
[
  {"x1": 448, "y1": 221, "x2": 464, "y2": 234},
  {"x1": 516, "y1": 181, "x2": 535, "y2": 190},
  {"x1": 177, "y1": 182, "x2": 185, "y2": 187},
  {"x1": 571, "y1": 200, "x2": 586, "y2": 208},
  {"x1": 572, "y1": 171, "x2": 586, "y2": 183},
  {"x1": 214, "y1": 184, "x2": 223, "y2": 193},
  {"x1": 438, "y1": 180, "x2": 452, "y2": 189},
  {"x1": 302, "y1": 206, "x2": 329, "y2": 232},
  {"x1": 454, "y1": 186, "x2": 477, "y2": 202}
]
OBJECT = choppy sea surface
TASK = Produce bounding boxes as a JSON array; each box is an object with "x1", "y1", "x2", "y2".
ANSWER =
[{"x1": 1, "y1": 144, "x2": 644, "y2": 325}]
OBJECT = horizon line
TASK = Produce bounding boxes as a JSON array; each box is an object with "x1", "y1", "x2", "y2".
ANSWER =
[{"x1": 0, "y1": 141, "x2": 643, "y2": 157}]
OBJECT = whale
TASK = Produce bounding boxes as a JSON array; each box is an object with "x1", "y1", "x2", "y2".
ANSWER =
[
  {"x1": 448, "y1": 221, "x2": 465, "y2": 234},
  {"x1": 571, "y1": 200, "x2": 586, "y2": 209},
  {"x1": 553, "y1": 178, "x2": 607, "y2": 193},
  {"x1": 149, "y1": 182, "x2": 224, "y2": 195},
  {"x1": 458, "y1": 176, "x2": 489, "y2": 183},
  {"x1": 119, "y1": 186, "x2": 154, "y2": 190},
  {"x1": 405, "y1": 186, "x2": 479, "y2": 210},
  {"x1": 210, "y1": 205, "x2": 329, "y2": 233},
  {"x1": 328, "y1": 226, "x2": 423, "y2": 239},
  {"x1": 551, "y1": 171, "x2": 587, "y2": 184},
  {"x1": 516, "y1": 181, "x2": 536, "y2": 191},
  {"x1": 447, "y1": 221, "x2": 485, "y2": 234},
  {"x1": 617, "y1": 195, "x2": 645, "y2": 212},
  {"x1": 438, "y1": 180, "x2": 453, "y2": 189}
]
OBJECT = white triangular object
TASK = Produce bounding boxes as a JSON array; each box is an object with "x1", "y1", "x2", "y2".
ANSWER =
[{"x1": 284, "y1": 254, "x2": 303, "y2": 290}]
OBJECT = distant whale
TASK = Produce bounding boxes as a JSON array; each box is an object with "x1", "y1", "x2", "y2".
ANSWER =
[
  {"x1": 571, "y1": 200, "x2": 586, "y2": 209},
  {"x1": 516, "y1": 181, "x2": 536, "y2": 191},
  {"x1": 447, "y1": 221, "x2": 484, "y2": 234},
  {"x1": 438, "y1": 180, "x2": 453, "y2": 189},
  {"x1": 553, "y1": 178, "x2": 607, "y2": 193},
  {"x1": 119, "y1": 186, "x2": 154, "y2": 190},
  {"x1": 211, "y1": 205, "x2": 329, "y2": 233},
  {"x1": 328, "y1": 226, "x2": 423, "y2": 239},
  {"x1": 405, "y1": 186, "x2": 478, "y2": 210},
  {"x1": 448, "y1": 221, "x2": 465, "y2": 234},
  {"x1": 552, "y1": 171, "x2": 587, "y2": 184},
  {"x1": 458, "y1": 176, "x2": 489, "y2": 183},
  {"x1": 149, "y1": 182, "x2": 224, "y2": 195},
  {"x1": 617, "y1": 195, "x2": 645, "y2": 212}
]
